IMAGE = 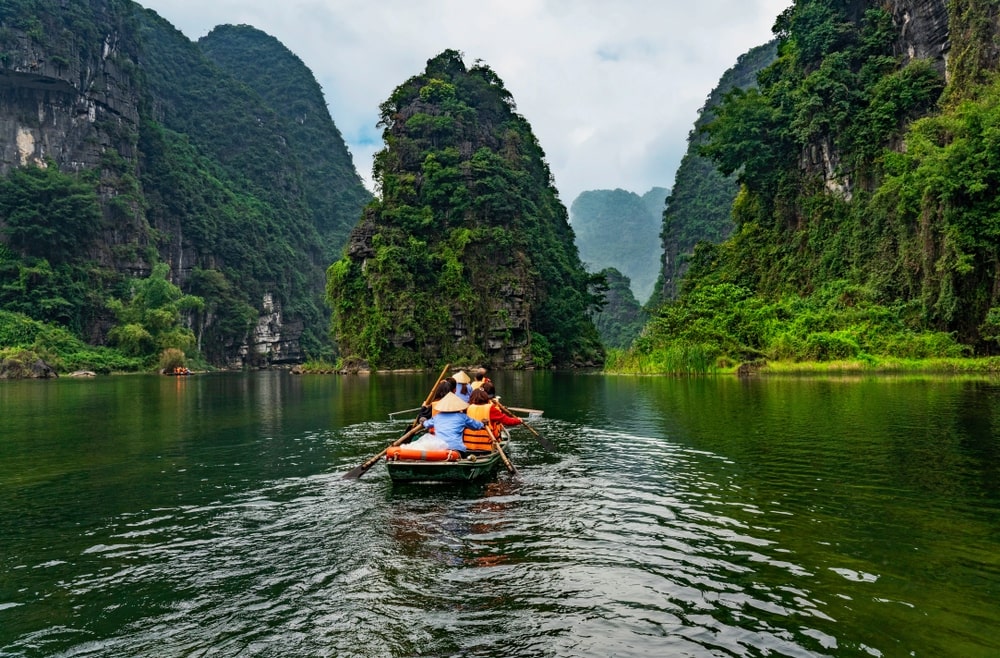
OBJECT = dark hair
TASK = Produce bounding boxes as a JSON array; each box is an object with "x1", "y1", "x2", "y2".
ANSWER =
[
  {"x1": 469, "y1": 388, "x2": 490, "y2": 404},
  {"x1": 432, "y1": 379, "x2": 451, "y2": 401},
  {"x1": 481, "y1": 381, "x2": 495, "y2": 397},
  {"x1": 474, "y1": 367, "x2": 487, "y2": 381},
  {"x1": 446, "y1": 377, "x2": 457, "y2": 392},
  {"x1": 459, "y1": 382, "x2": 469, "y2": 396}
]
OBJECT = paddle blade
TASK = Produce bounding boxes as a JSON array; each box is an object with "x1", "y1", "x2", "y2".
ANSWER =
[
  {"x1": 523, "y1": 422, "x2": 556, "y2": 452},
  {"x1": 342, "y1": 462, "x2": 372, "y2": 479},
  {"x1": 342, "y1": 451, "x2": 385, "y2": 479}
]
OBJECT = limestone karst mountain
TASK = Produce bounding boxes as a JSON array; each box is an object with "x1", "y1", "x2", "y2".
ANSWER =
[
  {"x1": 0, "y1": 0, "x2": 369, "y2": 366},
  {"x1": 570, "y1": 187, "x2": 666, "y2": 306},
  {"x1": 327, "y1": 50, "x2": 604, "y2": 368}
]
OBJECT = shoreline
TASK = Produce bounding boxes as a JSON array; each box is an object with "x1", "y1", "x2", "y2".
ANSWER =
[{"x1": 603, "y1": 356, "x2": 1000, "y2": 377}]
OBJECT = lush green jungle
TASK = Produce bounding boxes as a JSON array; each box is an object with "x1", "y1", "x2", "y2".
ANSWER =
[
  {"x1": 652, "y1": 41, "x2": 778, "y2": 304},
  {"x1": 571, "y1": 187, "x2": 666, "y2": 305},
  {"x1": 0, "y1": 1, "x2": 368, "y2": 375},
  {"x1": 608, "y1": 0, "x2": 1000, "y2": 374},
  {"x1": 590, "y1": 267, "x2": 646, "y2": 349},
  {"x1": 325, "y1": 50, "x2": 604, "y2": 370}
]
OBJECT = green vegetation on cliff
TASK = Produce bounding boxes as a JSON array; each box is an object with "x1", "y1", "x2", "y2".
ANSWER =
[
  {"x1": 615, "y1": 1, "x2": 1000, "y2": 373},
  {"x1": 0, "y1": 2, "x2": 370, "y2": 372},
  {"x1": 654, "y1": 41, "x2": 777, "y2": 303},
  {"x1": 327, "y1": 50, "x2": 604, "y2": 369},
  {"x1": 197, "y1": 24, "x2": 371, "y2": 263},
  {"x1": 591, "y1": 268, "x2": 646, "y2": 349}
]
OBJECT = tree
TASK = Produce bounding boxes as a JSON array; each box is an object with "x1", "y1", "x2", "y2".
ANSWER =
[
  {"x1": 0, "y1": 162, "x2": 102, "y2": 264},
  {"x1": 107, "y1": 263, "x2": 204, "y2": 358}
]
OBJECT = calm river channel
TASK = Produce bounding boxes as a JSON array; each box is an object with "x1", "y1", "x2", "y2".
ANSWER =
[{"x1": 1, "y1": 370, "x2": 998, "y2": 657}]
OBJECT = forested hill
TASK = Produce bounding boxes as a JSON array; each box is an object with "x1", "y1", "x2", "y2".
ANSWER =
[
  {"x1": 327, "y1": 50, "x2": 604, "y2": 369},
  {"x1": 570, "y1": 187, "x2": 666, "y2": 305},
  {"x1": 198, "y1": 24, "x2": 370, "y2": 264},
  {"x1": 654, "y1": 40, "x2": 777, "y2": 303},
  {"x1": 0, "y1": 0, "x2": 369, "y2": 371},
  {"x1": 614, "y1": 0, "x2": 1000, "y2": 372}
]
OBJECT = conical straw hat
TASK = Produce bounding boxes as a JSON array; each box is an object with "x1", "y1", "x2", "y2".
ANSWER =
[
  {"x1": 452, "y1": 370, "x2": 471, "y2": 384},
  {"x1": 433, "y1": 392, "x2": 469, "y2": 412}
]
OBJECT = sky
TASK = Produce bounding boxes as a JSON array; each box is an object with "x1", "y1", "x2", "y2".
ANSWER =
[{"x1": 139, "y1": 0, "x2": 790, "y2": 207}]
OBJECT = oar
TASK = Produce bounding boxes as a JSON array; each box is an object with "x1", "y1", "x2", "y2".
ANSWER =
[
  {"x1": 504, "y1": 406, "x2": 544, "y2": 417},
  {"x1": 342, "y1": 363, "x2": 450, "y2": 479},
  {"x1": 495, "y1": 399, "x2": 556, "y2": 452},
  {"x1": 486, "y1": 426, "x2": 517, "y2": 475},
  {"x1": 341, "y1": 424, "x2": 425, "y2": 479},
  {"x1": 388, "y1": 407, "x2": 422, "y2": 420}
]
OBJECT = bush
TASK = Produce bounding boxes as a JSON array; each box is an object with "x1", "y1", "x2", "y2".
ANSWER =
[
  {"x1": 803, "y1": 331, "x2": 861, "y2": 360},
  {"x1": 159, "y1": 348, "x2": 186, "y2": 371},
  {"x1": 0, "y1": 348, "x2": 44, "y2": 378}
]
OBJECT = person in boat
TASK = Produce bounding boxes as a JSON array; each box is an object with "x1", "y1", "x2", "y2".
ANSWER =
[
  {"x1": 481, "y1": 380, "x2": 498, "y2": 400},
  {"x1": 414, "y1": 392, "x2": 485, "y2": 452},
  {"x1": 417, "y1": 379, "x2": 452, "y2": 425},
  {"x1": 471, "y1": 367, "x2": 491, "y2": 391},
  {"x1": 463, "y1": 388, "x2": 522, "y2": 451},
  {"x1": 452, "y1": 370, "x2": 473, "y2": 402}
]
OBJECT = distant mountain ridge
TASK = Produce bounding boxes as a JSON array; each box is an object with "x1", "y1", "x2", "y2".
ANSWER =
[{"x1": 570, "y1": 187, "x2": 666, "y2": 305}]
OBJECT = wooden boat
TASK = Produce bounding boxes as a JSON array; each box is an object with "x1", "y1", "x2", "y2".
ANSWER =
[{"x1": 385, "y1": 429, "x2": 511, "y2": 483}]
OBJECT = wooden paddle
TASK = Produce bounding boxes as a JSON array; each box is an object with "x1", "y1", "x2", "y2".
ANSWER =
[
  {"x1": 342, "y1": 363, "x2": 450, "y2": 479},
  {"x1": 494, "y1": 399, "x2": 556, "y2": 452},
  {"x1": 486, "y1": 426, "x2": 517, "y2": 475}
]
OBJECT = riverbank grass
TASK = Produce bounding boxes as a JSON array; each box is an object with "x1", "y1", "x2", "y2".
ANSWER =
[{"x1": 604, "y1": 349, "x2": 1000, "y2": 375}]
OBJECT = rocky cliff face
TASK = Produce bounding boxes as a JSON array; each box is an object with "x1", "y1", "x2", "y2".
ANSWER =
[
  {"x1": 0, "y1": 2, "x2": 370, "y2": 367},
  {"x1": 886, "y1": 0, "x2": 950, "y2": 71},
  {"x1": 0, "y1": 9, "x2": 139, "y2": 175},
  {"x1": 799, "y1": 0, "x2": 953, "y2": 200},
  {"x1": 329, "y1": 50, "x2": 603, "y2": 369}
]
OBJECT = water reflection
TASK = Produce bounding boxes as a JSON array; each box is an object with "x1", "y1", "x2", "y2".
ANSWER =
[{"x1": 386, "y1": 479, "x2": 520, "y2": 569}]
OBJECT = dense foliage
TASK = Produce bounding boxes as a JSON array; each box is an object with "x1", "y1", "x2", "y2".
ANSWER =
[
  {"x1": 0, "y1": 2, "x2": 369, "y2": 372},
  {"x1": 570, "y1": 187, "x2": 666, "y2": 305},
  {"x1": 0, "y1": 164, "x2": 116, "y2": 337},
  {"x1": 137, "y1": 11, "x2": 362, "y2": 361},
  {"x1": 618, "y1": 0, "x2": 1000, "y2": 372},
  {"x1": 606, "y1": 280, "x2": 967, "y2": 374},
  {"x1": 198, "y1": 24, "x2": 371, "y2": 263},
  {"x1": 0, "y1": 309, "x2": 142, "y2": 373},
  {"x1": 106, "y1": 262, "x2": 203, "y2": 358},
  {"x1": 327, "y1": 50, "x2": 604, "y2": 369},
  {"x1": 654, "y1": 41, "x2": 777, "y2": 303},
  {"x1": 591, "y1": 268, "x2": 647, "y2": 349}
]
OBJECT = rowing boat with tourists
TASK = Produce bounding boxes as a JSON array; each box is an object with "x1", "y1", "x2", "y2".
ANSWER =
[{"x1": 342, "y1": 364, "x2": 551, "y2": 483}]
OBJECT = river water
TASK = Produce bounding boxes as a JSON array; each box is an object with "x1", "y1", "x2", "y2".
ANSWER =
[{"x1": 1, "y1": 370, "x2": 998, "y2": 657}]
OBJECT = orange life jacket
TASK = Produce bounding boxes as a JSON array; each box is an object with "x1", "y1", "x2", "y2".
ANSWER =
[{"x1": 463, "y1": 403, "x2": 494, "y2": 451}]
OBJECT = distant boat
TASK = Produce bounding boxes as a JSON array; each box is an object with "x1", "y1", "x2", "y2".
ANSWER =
[{"x1": 163, "y1": 367, "x2": 193, "y2": 376}]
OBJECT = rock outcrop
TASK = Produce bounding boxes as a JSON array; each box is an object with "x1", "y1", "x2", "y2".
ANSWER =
[
  {"x1": 885, "y1": 0, "x2": 951, "y2": 71},
  {"x1": 0, "y1": 352, "x2": 58, "y2": 379},
  {"x1": 0, "y1": 8, "x2": 140, "y2": 176},
  {"x1": 329, "y1": 50, "x2": 603, "y2": 368}
]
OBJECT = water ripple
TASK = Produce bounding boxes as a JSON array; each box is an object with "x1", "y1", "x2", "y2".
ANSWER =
[{"x1": 4, "y1": 385, "x2": 999, "y2": 657}]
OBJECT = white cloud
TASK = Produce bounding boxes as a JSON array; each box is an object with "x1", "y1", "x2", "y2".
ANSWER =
[{"x1": 140, "y1": 0, "x2": 789, "y2": 203}]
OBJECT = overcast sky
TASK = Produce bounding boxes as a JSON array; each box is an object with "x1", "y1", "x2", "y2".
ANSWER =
[{"x1": 139, "y1": 0, "x2": 790, "y2": 206}]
